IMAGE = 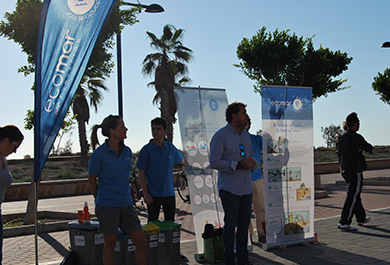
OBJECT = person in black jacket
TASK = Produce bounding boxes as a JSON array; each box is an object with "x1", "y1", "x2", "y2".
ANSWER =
[{"x1": 337, "y1": 112, "x2": 373, "y2": 231}]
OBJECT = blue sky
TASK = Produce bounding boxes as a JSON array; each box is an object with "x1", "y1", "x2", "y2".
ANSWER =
[{"x1": 1, "y1": 0, "x2": 390, "y2": 159}]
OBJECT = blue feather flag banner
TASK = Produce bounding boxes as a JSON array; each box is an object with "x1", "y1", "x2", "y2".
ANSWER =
[{"x1": 34, "y1": 0, "x2": 116, "y2": 182}]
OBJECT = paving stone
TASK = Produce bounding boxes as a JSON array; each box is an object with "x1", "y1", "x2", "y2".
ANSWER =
[{"x1": 1, "y1": 169, "x2": 390, "y2": 265}]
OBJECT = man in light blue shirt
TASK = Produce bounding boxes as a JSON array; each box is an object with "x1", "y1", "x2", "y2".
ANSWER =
[{"x1": 210, "y1": 102, "x2": 259, "y2": 265}]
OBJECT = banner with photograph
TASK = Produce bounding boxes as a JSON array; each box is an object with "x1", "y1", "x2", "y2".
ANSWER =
[
  {"x1": 175, "y1": 87, "x2": 228, "y2": 253},
  {"x1": 261, "y1": 85, "x2": 315, "y2": 249}
]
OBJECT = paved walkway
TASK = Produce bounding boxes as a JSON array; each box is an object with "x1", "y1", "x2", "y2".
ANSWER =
[{"x1": 2, "y1": 169, "x2": 390, "y2": 265}]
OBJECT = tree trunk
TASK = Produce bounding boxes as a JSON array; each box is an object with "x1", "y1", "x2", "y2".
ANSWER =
[
  {"x1": 24, "y1": 177, "x2": 41, "y2": 225},
  {"x1": 78, "y1": 120, "x2": 89, "y2": 168},
  {"x1": 73, "y1": 86, "x2": 90, "y2": 168},
  {"x1": 160, "y1": 88, "x2": 174, "y2": 142},
  {"x1": 155, "y1": 57, "x2": 176, "y2": 142}
]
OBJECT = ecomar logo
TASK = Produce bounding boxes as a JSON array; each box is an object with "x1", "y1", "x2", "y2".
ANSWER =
[
  {"x1": 209, "y1": 99, "x2": 218, "y2": 111},
  {"x1": 68, "y1": 0, "x2": 95, "y2": 15},
  {"x1": 293, "y1": 97, "x2": 304, "y2": 112}
]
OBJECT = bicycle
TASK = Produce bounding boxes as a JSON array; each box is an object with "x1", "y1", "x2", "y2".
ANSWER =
[
  {"x1": 176, "y1": 170, "x2": 190, "y2": 204},
  {"x1": 130, "y1": 155, "x2": 144, "y2": 206}
]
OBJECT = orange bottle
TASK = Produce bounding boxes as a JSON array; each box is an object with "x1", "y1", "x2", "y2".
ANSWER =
[
  {"x1": 83, "y1": 201, "x2": 90, "y2": 223},
  {"x1": 78, "y1": 210, "x2": 84, "y2": 223}
]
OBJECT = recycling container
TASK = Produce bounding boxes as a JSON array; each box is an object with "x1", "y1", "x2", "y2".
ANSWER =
[
  {"x1": 114, "y1": 229, "x2": 129, "y2": 265},
  {"x1": 150, "y1": 220, "x2": 181, "y2": 265},
  {"x1": 68, "y1": 221, "x2": 104, "y2": 265},
  {"x1": 142, "y1": 222, "x2": 160, "y2": 265}
]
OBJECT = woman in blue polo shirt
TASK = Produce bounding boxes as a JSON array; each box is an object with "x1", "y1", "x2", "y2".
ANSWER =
[{"x1": 88, "y1": 115, "x2": 146, "y2": 265}]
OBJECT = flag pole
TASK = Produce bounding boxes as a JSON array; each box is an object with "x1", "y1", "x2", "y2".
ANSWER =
[{"x1": 35, "y1": 181, "x2": 38, "y2": 265}]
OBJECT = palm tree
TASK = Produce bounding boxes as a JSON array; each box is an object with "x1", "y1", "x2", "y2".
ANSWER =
[
  {"x1": 73, "y1": 78, "x2": 108, "y2": 167},
  {"x1": 142, "y1": 24, "x2": 193, "y2": 142}
]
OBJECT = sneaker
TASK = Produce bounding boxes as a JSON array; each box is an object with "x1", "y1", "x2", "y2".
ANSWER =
[
  {"x1": 358, "y1": 216, "x2": 371, "y2": 226},
  {"x1": 337, "y1": 223, "x2": 357, "y2": 231}
]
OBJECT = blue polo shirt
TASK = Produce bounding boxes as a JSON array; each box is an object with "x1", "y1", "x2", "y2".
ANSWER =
[
  {"x1": 137, "y1": 140, "x2": 183, "y2": 197},
  {"x1": 89, "y1": 141, "x2": 133, "y2": 207},
  {"x1": 250, "y1": 133, "x2": 263, "y2": 181}
]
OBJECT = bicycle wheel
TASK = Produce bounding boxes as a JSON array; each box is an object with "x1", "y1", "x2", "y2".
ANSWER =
[{"x1": 176, "y1": 174, "x2": 190, "y2": 203}]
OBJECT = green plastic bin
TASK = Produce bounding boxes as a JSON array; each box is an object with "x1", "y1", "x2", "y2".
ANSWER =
[{"x1": 150, "y1": 220, "x2": 181, "y2": 265}]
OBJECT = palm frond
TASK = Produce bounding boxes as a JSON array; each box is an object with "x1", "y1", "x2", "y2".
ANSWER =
[
  {"x1": 142, "y1": 61, "x2": 156, "y2": 77},
  {"x1": 152, "y1": 92, "x2": 160, "y2": 105},
  {"x1": 147, "y1": 81, "x2": 155, "y2": 88},
  {"x1": 171, "y1": 28, "x2": 184, "y2": 42},
  {"x1": 162, "y1": 24, "x2": 174, "y2": 42},
  {"x1": 177, "y1": 77, "x2": 191, "y2": 86},
  {"x1": 85, "y1": 78, "x2": 109, "y2": 112},
  {"x1": 173, "y1": 50, "x2": 193, "y2": 62}
]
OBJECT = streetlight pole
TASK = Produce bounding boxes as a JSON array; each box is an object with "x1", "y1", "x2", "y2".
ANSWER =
[
  {"x1": 117, "y1": 33, "x2": 124, "y2": 118},
  {"x1": 117, "y1": 2, "x2": 164, "y2": 118}
]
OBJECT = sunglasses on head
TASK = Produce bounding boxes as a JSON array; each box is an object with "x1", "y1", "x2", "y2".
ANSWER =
[{"x1": 239, "y1": 143, "x2": 245, "y2": 157}]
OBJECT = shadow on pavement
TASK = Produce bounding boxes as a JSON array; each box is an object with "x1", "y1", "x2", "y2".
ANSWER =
[
  {"x1": 39, "y1": 233, "x2": 69, "y2": 257},
  {"x1": 266, "y1": 243, "x2": 387, "y2": 265}
]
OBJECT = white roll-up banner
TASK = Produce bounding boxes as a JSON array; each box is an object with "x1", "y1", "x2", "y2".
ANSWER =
[
  {"x1": 175, "y1": 87, "x2": 228, "y2": 253},
  {"x1": 261, "y1": 85, "x2": 315, "y2": 250}
]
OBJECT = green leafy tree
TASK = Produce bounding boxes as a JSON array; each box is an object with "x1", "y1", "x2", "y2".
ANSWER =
[
  {"x1": 235, "y1": 26, "x2": 353, "y2": 100},
  {"x1": 142, "y1": 24, "x2": 193, "y2": 142},
  {"x1": 0, "y1": 0, "x2": 139, "y2": 167},
  {"x1": 372, "y1": 68, "x2": 390, "y2": 105},
  {"x1": 321, "y1": 124, "x2": 342, "y2": 149},
  {"x1": 23, "y1": 109, "x2": 76, "y2": 224},
  {"x1": 24, "y1": 109, "x2": 76, "y2": 155}
]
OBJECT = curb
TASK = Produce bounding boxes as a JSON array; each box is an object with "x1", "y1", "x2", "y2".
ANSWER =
[
  {"x1": 336, "y1": 177, "x2": 390, "y2": 186},
  {"x1": 3, "y1": 211, "x2": 79, "y2": 238},
  {"x1": 314, "y1": 190, "x2": 328, "y2": 199},
  {"x1": 4, "y1": 221, "x2": 70, "y2": 238}
]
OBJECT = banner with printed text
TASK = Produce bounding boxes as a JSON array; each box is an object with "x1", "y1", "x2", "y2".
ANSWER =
[
  {"x1": 34, "y1": 0, "x2": 116, "y2": 182},
  {"x1": 261, "y1": 85, "x2": 315, "y2": 249},
  {"x1": 175, "y1": 87, "x2": 228, "y2": 253}
]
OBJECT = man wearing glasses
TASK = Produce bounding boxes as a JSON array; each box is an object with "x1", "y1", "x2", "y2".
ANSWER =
[{"x1": 210, "y1": 102, "x2": 259, "y2": 265}]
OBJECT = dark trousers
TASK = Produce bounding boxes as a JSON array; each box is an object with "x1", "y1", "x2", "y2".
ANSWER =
[
  {"x1": 220, "y1": 189, "x2": 252, "y2": 265},
  {"x1": 147, "y1": 196, "x2": 176, "y2": 222},
  {"x1": 339, "y1": 172, "x2": 366, "y2": 225}
]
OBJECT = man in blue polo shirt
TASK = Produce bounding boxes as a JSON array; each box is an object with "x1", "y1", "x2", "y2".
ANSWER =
[
  {"x1": 137, "y1": 117, "x2": 185, "y2": 222},
  {"x1": 245, "y1": 117, "x2": 266, "y2": 243}
]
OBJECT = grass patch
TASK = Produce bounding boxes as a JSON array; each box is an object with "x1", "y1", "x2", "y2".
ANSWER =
[
  {"x1": 8, "y1": 157, "x2": 88, "y2": 183},
  {"x1": 3, "y1": 218, "x2": 24, "y2": 228}
]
